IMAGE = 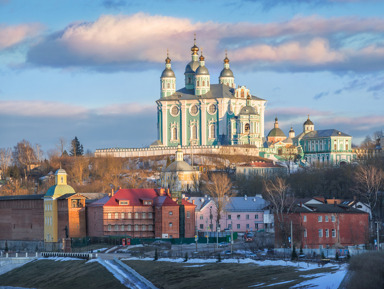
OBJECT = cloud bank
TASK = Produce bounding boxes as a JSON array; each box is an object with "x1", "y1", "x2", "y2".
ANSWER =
[
  {"x1": 25, "y1": 13, "x2": 384, "y2": 73},
  {"x1": 0, "y1": 23, "x2": 43, "y2": 50}
]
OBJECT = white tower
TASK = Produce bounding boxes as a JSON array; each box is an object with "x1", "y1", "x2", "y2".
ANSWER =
[{"x1": 160, "y1": 51, "x2": 176, "y2": 98}]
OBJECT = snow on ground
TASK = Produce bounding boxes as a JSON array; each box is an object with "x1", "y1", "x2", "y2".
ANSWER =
[
  {"x1": 93, "y1": 248, "x2": 107, "y2": 253},
  {"x1": 291, "y1": 264, "x2": 348, "y2": 289},
  {"x1": 183, "y1": 265, "x2": 205, "y2": 268}
]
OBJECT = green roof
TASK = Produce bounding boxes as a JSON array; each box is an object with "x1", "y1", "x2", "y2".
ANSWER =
[
  {"x1": 45, "y1": 184, "x2": 75, "y2": 198},
  {"x1": 267, "y1": 128, "x2": 286, "y2": 137}
]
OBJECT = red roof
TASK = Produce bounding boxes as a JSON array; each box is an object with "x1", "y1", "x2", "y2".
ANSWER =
[
  {"x1": 181, "y1": 199, "x2": 196, "y2": 207},
  {"x1": 104, "y1": 188, "x2": 159, "y2": 207}
]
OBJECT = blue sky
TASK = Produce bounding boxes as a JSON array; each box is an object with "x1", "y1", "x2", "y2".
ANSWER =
[{"x1": 1, "y1": 0, "x2": 384, "y2": 154}]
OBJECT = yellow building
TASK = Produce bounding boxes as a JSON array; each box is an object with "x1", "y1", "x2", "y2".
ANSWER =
[
  {"x1": 161, "y1": 145, "x2": 200, "y2": 192},
  {"x1": 44, "y1": 169, "x2": 75, "y2": 243}
]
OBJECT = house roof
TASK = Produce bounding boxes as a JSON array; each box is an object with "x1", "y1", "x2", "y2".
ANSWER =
[
  {"x1": 157, "y1": 84, "x2": 265, "y2": 102},
  {"x1": 225, "y1": 196, "x2": 268, "y2": 212},
  {"x1": 295, "y1": 129, "x2": 351, "y2": 140},
  {"x1": 188, "y1": 197, "x2": 214, "y2": 211},
  {"x1": 154, "y1": 195, "x2": 179, "y2": 207},
  {"x1": 237, "y1": 162, "x2": 283, "y2": 168},
  {"x1": 293, "y1": 203, "x2": 368, "y2": 214},
  {"x1": 104, "y1": 188, "x2": 159, "y2": 207},
  {"x1": 0, "y1": 194, "x2": 45, "y2": 201}
]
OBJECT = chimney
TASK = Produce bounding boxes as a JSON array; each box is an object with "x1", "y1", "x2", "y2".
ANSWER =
[
  {"x1": 167, "y1": 188, "x2": 170, "y2": 196},
  {"x1": 159, "y1": 188, "x2": 165, "y2": 196},
  {"x1": 192, "y1": 200, "x2": 195, "y2": 204}
]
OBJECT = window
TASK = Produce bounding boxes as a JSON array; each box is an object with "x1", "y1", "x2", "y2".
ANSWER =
[
  {"x1": 115, "y1": 224, "x2": 119, "y2": 231},
  {"x1": 209, "y1": 124, "x2": 216, "y2": 139},
  {"x1": 332, "y1": 229, "x2": 336, "y2": 237},
  {"x1": 209, "y1": 104, "x2": 217, "y2": 114},
  {"x1": 121, "y1": 212, "x2": 125, "y2": 219},
  {"x1": 229, "y1": 224, "x2": 232, "y2": 229},
  {"x1": 200, "y1": 215, "x2": 204, "y2": 220},
  {"x1": 331, "y1": 215, "x2": 336, "y2": 222},
  {"x1": 246, "y1": 214, "x2": 249, "y2": 220},
  {"x1": 149, "y1": 225, "x2": 153, "y2": 231},
  {"x1": 107, "y1": 213, "x2": 112, "y2": 219},
  {"x1": 246, "y1": 224, "x2": 250, "y2": 229},
  {"x1": 171, "y1": 105, "x2": 179, "y2": 116},
  {"x1": 128, "y1": 212, "x2": 132, "y2": 219},
  {"x1": 169, "y1": 222, "x2": 173, "y2": 228},
  {"x1": 304, "y1": 229, "x2": 307, "y2": 238},
  {"x1": 142, "y1": 225, "x2": 146, "y2": 231},
  {"x1": 189, "y1": 125, "x2": 197, "y2": 141},
  {"x1": 127, "y1": 225, "x2": 132, "y2": 231},
  {"x1": 244, "y1": 123, "x2": 250, "y2": 132},
  {"x1": 148, "y1": 212, "x2": 153, "y2": 219},
  {"x1": 171, "y1": 127, "x2": 178, "y2": 141},
  {"x1": 228, "y1": 215, "x2": 231, "y2": 220},
  {"x1": 318, "y1": 216, "x2": 322, "y2": 222},
  {"x1": 237, "y1": 224, "x2": 240, "y2": 229},
  {"x1": 202, "y1": 80, "x2": 205, "y2": 86},
  {"x1": 255, "y1": 223, "x2": 258, "y2": 230},
  {"x1": 200, "y1": 224, "x2": 204, "y2": 229},
  {"x1": 303, "y1": 215, "x2": 307, "y2": 222},
  {"x1": 115, "y1": 213, "x2": 118, "y2": 219},
  {"x1": 169, "y1": 211, "x2": 173, "y2": 215},
  {"x1": 197, "y1": 80, "x2": 200, "y2": 86},
  {"x1": 325, "y1": 215, "x2": 328, "y2": 222},
  {"x1": 325, "y1": 229, "x2": 329, "y2": 237},
  {"x1": 255, "y1": 214, "x2": 259, "y2": 219},
  {"x1": 135, "y1": 212, "x2": 139, "y2": 219},
  {"x1": 142, "y1": 212, "x2": 146, "y2": 219},
  {"x1": 237, "y1": 215, "x2": 240, "y2": 220},
  {"x1": 167, "y1": 83, "x2": 170, "y2": 89},
  {"x1": 187, "y1": 211, "x2": 190, "y2": 218},
  {"x1": 319, "y1": 229, "x2": 323, "y2": 237},
  {"x1": 135, "y1": 224, "x2": 139, "y2": 231},
  {"x1": 207, "y1": 80, "x2": 209, "y2": 86},
  {"x1": 121, "y1": 224, "x2": 124, "y2": 231}
]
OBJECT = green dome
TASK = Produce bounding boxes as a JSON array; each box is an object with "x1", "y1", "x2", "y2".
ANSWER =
[
  {"x1": 267, "y1": 128, "x2": 286, "y2": 138},
  {"x1": 45, "y1": 184, "x2": 75, "y2": 198}
]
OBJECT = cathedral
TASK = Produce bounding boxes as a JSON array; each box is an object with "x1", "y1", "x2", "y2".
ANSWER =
[{"x1": 156, "y1": 39, "x2": 266, "y2": 148}]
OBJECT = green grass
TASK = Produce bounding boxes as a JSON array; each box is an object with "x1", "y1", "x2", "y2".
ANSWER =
[
  {"x1": 123, "y1": 260, "x2": 339, "y2": 289},
  {"x1": 0, "y1": 259, "x2": 127, "y2": 289}
]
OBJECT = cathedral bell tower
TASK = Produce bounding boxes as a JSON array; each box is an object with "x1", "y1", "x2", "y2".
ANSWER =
[
  {"x1": 194, "y1": 50, "x2": 210, "y2": 96},
  {"x1": 160, "y1": 50, "x2": 176, "y2": 98},
  {"x1": 219, "y1": 51, "x2": 235, "y2": 88}
]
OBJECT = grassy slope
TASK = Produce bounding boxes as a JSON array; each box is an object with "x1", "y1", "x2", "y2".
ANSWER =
[
  {"x1": 0, "y1": 260, "x2": 127, "y2": 289},
  {"x1": 124, "y1": 260, "x2": 338, "y2": 289}
]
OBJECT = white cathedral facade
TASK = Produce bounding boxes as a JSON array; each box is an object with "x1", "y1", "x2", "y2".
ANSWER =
[{"x1": 155, "y1": 39, "x2": 266, "y2": 148}]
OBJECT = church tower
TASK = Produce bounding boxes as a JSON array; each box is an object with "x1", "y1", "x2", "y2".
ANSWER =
[
  {"x1": 194, "y1": 50, "x2": 210, "y2": 95},
  {"x1": 160, "y1": 51, "x2": 176, "y2": 98},
  {"x1": 303, "y1": 115, "x2": 315, "y2": 133},
  {"x1": 219, "y1": 51, "x2": 235, "y2": 88},
  {"x1": 184, "y1": 36, "x2": 200, "y2": 90}
]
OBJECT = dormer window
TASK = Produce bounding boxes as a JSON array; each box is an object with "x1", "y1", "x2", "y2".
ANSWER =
[{"x1": 119, "y1": 200, "x2": 129, "y2": 205}]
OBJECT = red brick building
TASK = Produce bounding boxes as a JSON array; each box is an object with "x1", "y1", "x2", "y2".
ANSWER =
[
  {"x1": 275, "y1": 203, "x2": 369, "y2": 249},
  {"x1": 88, "y1": 188, "x2": 196, "y2": 239}
]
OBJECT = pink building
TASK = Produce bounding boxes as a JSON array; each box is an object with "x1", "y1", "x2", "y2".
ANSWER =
[{"x1": 191, "y1": 195, "x2": 269, "y2": 233}]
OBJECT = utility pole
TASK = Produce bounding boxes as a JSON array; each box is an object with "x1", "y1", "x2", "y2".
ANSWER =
[{"x1": 291, "y1": 221, "x2": 293, "y2": 251}]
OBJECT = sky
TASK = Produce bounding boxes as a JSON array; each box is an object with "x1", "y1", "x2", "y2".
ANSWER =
[{"x1": 1, "y1": 0, "x2": 384, "y2": 155}]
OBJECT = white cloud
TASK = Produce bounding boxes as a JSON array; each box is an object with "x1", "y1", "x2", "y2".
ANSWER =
[{"x1": 0, "y1": 23, "x2": 43, "y2": 50}]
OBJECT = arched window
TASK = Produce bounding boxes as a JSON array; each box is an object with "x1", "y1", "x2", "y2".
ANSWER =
[
  {"x1": 207, "y1": 80, "x2": 209, "y2": 86},
  {"x1": 191, "y1": 125, "x2": 197, "y2": 140},
  {"x1": 241, "y1": 89, "x2": 245, "y2": 98},
  {"x1": 167, "y1": 83, "x2": 170, "y2": 89},
  {"x1": 188, "y1": 77, "x2": 191, "y2": 84},
  {"x1": 162, "y1": 81, "x2": 164, "y2": 89},
  {"x1": 197, "y1": 80, "x2": 200, "y2": 86},
  {"x1": 172, "y1": 127, "x2": 178, "y2": 140},
  {"x1": 244, "y1": 123, "x2": 250, "y2": 132},
  {"x1": 209, "y1": 124, "x2": 215, "y2": 139},
  {"x1": 202, "y1": 80, "x2": 205, "y2": 86},
  {"x1": 173, "y1": 83, "x2": 175, "y2": 89}
]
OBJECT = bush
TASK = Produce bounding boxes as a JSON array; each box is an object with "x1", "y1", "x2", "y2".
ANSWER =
[
  {"x1": 154, "y1": 249, "x2": 158, "y2": 261},
  {"x1": 291, "y1": 246, "x2": 298, "y2": 261},
  {"x1": 347, "y1": 252, "x2": 384, "y2": 289}
]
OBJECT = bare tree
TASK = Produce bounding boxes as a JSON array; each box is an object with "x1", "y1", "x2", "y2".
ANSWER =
[
  {"x1": 0, "y1": 148, "x2": 12, "y2": 179},
  {"x1": 56, "y1": 137, "x2": 67, "y2": 156},
  {"x1": 354, "y1": 164, "x2": 384, "y2": 220},
  {"x1": 263, "y1": 177, "x2": 295, "y2": 247},
  {"x1": 12, "y1": 140, "x2": 37, "y2": 182},
  {"x1": 203, "y1": 173, "x2": 235, "y2": 229}
]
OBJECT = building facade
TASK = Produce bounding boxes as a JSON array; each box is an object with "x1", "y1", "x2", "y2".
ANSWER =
[
  {"x1": 156, "y1": 40, "x2": 266, "y2": 147},
  {"x1": 293, "y1": 116, "x2": 355, "y2": 165}
]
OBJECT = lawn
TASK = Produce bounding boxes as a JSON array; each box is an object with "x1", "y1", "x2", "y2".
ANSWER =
[
  {"x1": 123, "y1": 259, "x2": 344, "y2": 289},
  {"x1": 0, "y1": 259, "x2": 127, "y2": 289}
]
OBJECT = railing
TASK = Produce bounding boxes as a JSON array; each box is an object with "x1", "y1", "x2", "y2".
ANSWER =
[{"x1": 40, "y1": 252, "x2": 95, "y2": 259}]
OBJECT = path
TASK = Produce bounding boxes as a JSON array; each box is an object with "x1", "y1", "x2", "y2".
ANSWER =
[{"x1": 98, "y1": 258, "x2": 157, "y2": 289}]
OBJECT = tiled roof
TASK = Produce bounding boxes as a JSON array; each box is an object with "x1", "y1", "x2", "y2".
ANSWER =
[{"x1": 104, "y1": 188, "x2": 160, "y2": 207}]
